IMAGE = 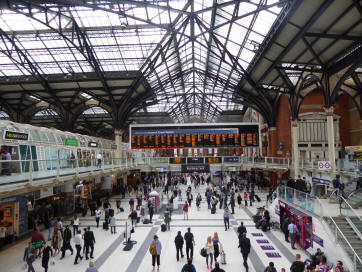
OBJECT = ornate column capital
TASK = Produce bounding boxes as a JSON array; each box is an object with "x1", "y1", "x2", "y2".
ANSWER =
[
  {"x1": 291, "y1": 119, "x2": 298, "y2": 127},
  {"x1": 323, "y1": 105, "x2": 336, "y2": 116},
  {"x1": 114, "y1": 129, "x2": 124, "y2": 136},
  {"x1": 269, "y1": 126, "x2": 277, "y2": 132}
]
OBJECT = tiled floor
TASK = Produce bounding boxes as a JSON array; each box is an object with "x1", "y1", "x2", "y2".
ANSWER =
[{"x1": 0, "y1": 184, "x2": 310, "y2": 272}]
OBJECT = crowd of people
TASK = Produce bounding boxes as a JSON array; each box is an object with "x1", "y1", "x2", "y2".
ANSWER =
[{"x1": 19, "y1": 171, "x2": 351, "y2": 272}]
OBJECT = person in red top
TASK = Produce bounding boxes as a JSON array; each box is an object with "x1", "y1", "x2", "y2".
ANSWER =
[
  {"x1": 31, "y1": 227, "x2": 45, "y2": 257},
  {"x1": 183, "y1": 201, "x2": 189, "y2": 220}
]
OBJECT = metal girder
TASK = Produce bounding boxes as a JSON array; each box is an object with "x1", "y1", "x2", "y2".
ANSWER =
[
  {"x1": 0, "y1": 28, "x2": 65, "y2": 115},
  {"x1": 304, "y1": 32, "x2": 362, "y2": 41},
  {"x1": 353, "y1": 0, "x2": 362, "y2": 16},
  {"x1": 257, "y1": 0, "x2": 334, "y2": 84},
  {"x1": 7, "y1": 0, "x2": 117, "y2": 109}
]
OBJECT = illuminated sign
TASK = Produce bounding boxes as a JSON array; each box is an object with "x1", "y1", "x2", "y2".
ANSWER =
[
  {"x1": 65, "y1": 138, "x2": 79, "y2": 147},
  {"x1": 88, "y1": 142, "x2": 98, "y2": 148},
  {"x1": 130, "y1": 123, "x2": 260, "y2": 149},
  {"x1": 4, "y1": 131, "x2": 28, "y2": 141}
]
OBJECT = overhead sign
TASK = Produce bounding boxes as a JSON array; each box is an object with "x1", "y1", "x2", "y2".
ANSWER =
[
  {"x1": 65, "y1": 138, "x2": 79, "y2": 147},
  {"x1": 317, "y1": 161, "x2": 331, "y2": 170},
  {"x1": 169, "y1": 157, "x2": 186, "y2": 164},
  {"x1": 181, "y1": 164, "x2": 210, "y2": 173},
  {"x1": 224, "y1": 157, "x2": 239, "y2": 163},
  {"x1": 312, "y1": 177, "x2": 330, "y2": 186},
  {"x1": 88, "y1": 142, "x2": 98, "y2": 148},
  {"x1": 205, "y1": 157, "x2": 221, "y2": 164},
  {"x1": 4, "y1": 131, "x2": 28, "y2": 141},
  {"x1": 130, "y1": 123, "x2": 260, "y2": 149}
]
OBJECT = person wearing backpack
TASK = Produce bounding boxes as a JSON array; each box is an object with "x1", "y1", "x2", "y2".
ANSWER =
[
  {"x1": 211, "y1": 262, "x2": 225, "y2": 272},
  {"x1": 174, "y1": 231, "x2": 184, "y2": 261},
  {"x1": 150, "y1": 235, "x2": 162, "y2": 272},
  {"x1": 184, "y1": 227, "x2": 195, "y2": 259},
  {"x1": 181, "y1": 258, "x2": 196, "y2": 272}
]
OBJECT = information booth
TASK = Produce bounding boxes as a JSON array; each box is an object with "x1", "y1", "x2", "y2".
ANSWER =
[
  {"x1": 279, "y1": 200, "x2": 313, "y2": 250},
  {"x1": 148, "y1": 191, "x2": 161, "y2": 213}
]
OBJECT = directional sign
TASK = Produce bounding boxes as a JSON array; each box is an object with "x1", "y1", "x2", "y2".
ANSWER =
[{"x1": 317, "y1": 161, "x2": 331, "y2": 170}]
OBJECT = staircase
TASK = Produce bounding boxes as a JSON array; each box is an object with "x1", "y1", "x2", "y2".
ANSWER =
[{"x1": 332, "y1": 217, "x2": 362, "y2": 271}]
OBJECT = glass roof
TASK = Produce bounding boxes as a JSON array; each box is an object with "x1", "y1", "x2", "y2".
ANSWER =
[
  {"x1": 0, "y1": 0, "x2": 285, "y2": 123},
  {"x1": 83, "y1": 106, "x2": 109, "y2": 116}
]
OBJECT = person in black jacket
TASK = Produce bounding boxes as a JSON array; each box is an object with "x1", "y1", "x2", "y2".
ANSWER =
[
  {"x1": 290, "y1": 254, "x2": 305, "y2": 272},
  {"x1": 237, "y1": 222, "x2": 247, "y2": 237},
  {"x1": 282, "y1": 217, "x2": 290, "y2": 242},
  {"x1": 60, "y1": 225, "x2": 73, "y2": 259},
  {"x1": 41, "y1": 241, "x2": 53, "y2": 272},
  {"x1": 174, "y1": 231, "x2": 184, "y2": 261},
  {"x1": 238, "y1": 232, "x2": 251, "y2": 272},
  {"x1": 84, "y1": 226, "x2": 96, "y2": 260},
  {"x1": 229, "y1": 195, "x2": 235, "y2": 214},
  {"x1": 184, "y1": 227, "x2": 195, "y2": 259}
]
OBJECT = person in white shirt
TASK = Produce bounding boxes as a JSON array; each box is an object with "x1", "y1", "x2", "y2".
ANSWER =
[
  {"x1": 95, "y1": 209, "x2": 101, "y2": 228},
  {"x1": 96, "y1": 153, "x2": 102, "y2": 168},
  {"x1": 73, "y1": 215, "x2": 79, "y2": 236},
  {"x1": 74, "y1": 230, "x2": 83, "y2": 264},
  {"x1": 57, "y1": 217, "x2": 63, "y2": 238}
]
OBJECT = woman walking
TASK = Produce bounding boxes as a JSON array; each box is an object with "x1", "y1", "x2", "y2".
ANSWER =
[
  {"x1": 213, "y1": 232, "x2": 223, "y2": 263},
  {"x1": 243, "y1": 192, "x2": 248, "y2": 206},
  {"x1": 183, "y1": 201, "x2": 189, "y2": 220},
  {"x1": 205, "y1": 236, "x2": 214, "y2": 270},
  {"x1": 51, "y1": 227, "x2": 62, "y2": 256}
]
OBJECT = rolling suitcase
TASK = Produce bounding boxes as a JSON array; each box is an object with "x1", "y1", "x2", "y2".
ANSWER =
[
  {"x1": 161, "y1": 224, "x2": 167, "y2": 232},
  {"x1": 255, "y1": 195, "x2": 261, "y2": 202},
  {"x1": 136, "y1": 205, "x2": 140, "y2": 211},
  {"x1": 137, "y1": 217, "x2": 141, "y2": 223},
  {"x1": 143, "y1": 218, "x2": 150, "y2": 224},
  {"x1": 220, "y1": 251, "x2": 226, "y2": 264},
  {"x1": 211, "y1": 207, "x2": 216, "y2": 214},
  {"x1": 103, "y1": 221, "x2": 109, "y2": 230}
]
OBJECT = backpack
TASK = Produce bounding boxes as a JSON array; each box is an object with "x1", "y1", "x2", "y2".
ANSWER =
[
  {"x1": 183, "y1": 264, "x2": 194, "y2": 272},
  {"x1": 149, "y1": 241, "x2": 156, "y2": 255}
]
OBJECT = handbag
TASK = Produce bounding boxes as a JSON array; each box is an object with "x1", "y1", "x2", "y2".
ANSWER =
[
  {"x1": 131, "y1": 228, "x2": 135, "y2": 233},
  {"x1": 200, "y1": 248, "x2": 207, "y2": 258}
]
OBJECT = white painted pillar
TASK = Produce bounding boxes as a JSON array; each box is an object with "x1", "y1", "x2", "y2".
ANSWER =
[
  {"x1": 324, "y1": 106, "x2": 336, "y2": 179},
  {"x1": 114, "y1": 129, "x2": 123, "y2": 164},
  {"x1": 291, "y1": 120, "x2": 299, "y2": 179}
]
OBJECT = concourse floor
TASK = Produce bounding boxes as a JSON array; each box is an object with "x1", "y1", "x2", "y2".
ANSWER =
[{"x1": 0, "y1": 183, "x2": 309, "y2": 272}]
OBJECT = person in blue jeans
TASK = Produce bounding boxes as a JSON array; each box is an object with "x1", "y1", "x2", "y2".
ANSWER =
[
  {"x1": 151, "y1": 235, "x2": 162, "y2": 272},
  {"x1": 288, "y1": 222, "x2": 298, "y2": 249}
]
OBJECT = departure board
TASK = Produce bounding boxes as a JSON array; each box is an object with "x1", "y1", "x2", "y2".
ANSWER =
[{"x1": 130, "y1": 123, "x2": 259, "y2": 149}]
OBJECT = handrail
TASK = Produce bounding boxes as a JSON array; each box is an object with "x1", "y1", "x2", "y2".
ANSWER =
[
  {"x1": 329, "y1": 216, "x2": 362, "y2": 270},
  {"x1": 340, "y1": 195, "x2": 362, "y2": 222}
]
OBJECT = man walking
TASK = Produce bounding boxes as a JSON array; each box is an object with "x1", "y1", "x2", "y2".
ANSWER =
[
  {"x1": 184, "y1": 227, "x2": 195, "y2": 259},
  {"x1": 288, "y1": 221, "x2": 298, "y2": 249},
  {"x1": 230, "y1": 195, "x2": 235, "y2": 214},
  {"x1": 74, "y1": 230, "x2": 83, "y2": 264},
  {"x1": 23, "y1": 242, "x2": 36, "y2": 272},
  {"x1": 223, "y1": 208, "x2": 230, "y2": 231},
  {"x1": 84, "y1": 226, "x2": 95, "y2": 260},
  {"x1": 282, "y1": 217, "x2": 290, "y2": 242},
  {"x1": 237, "y1": 222, "x2": 247, "y2": 236},
  {"x1": 238, "y1": 232, "x2": 251, "y2": 272},
  {"x1": 95, "y1": 208, "x2": 101, "y2": 228},
  {"x1": 174, "y1": 231, "x2": 184, "y2": 261},
  {"x1": 290, "y1": 254, "x2": 305, "y2": 272},
  {"x1": 60, "y1": 225, "x2": 74, "y2": 259}
]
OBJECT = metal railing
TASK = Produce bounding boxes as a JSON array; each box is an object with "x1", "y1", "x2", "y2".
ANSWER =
[
  {"x1": 327, "y1": 216, "x2": 362, "y2": 272},
  {"x1": 278, "y1": 185, "x2": 362, "y2": 271}
]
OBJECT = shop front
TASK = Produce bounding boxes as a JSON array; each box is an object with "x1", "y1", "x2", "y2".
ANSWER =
[
  {"x1": 0, "y1": 195, "x2": 28, "y2": 249},
  {"x1": 279, "y1": 200, "x2": 313, "y2": 250}
]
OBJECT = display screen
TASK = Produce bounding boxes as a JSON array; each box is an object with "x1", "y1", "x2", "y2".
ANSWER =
[
  {"x1": 169, "y1": 157, "x2": 186, "y2": 164},
  {"x1": 130, "y1": 123, "x2": 259, "y2": 149},
  {"x1": 181, "y1": 164, "x2": 210, "y2": 172}
]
